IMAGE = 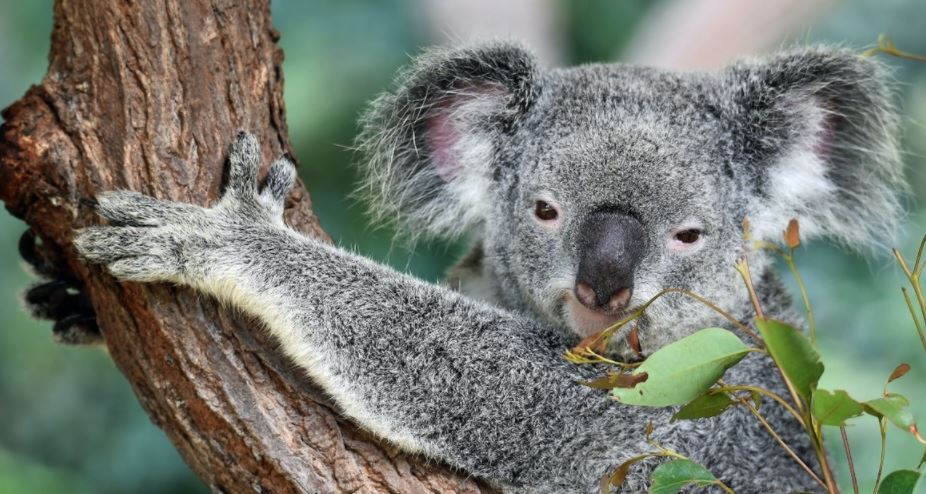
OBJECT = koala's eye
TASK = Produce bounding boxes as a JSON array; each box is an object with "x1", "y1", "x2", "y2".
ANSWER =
[
  {"x1": 668, "y1": 225, "x2": 705, "y2": 254},
  {"x1": 534, "y1": 201, "x2": 559, "y2": 221},
  {"x1": 674, "y1": 229, "x2": 701, "y2": 244}
]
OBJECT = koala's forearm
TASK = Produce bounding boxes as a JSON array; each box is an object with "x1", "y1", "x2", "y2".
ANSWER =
[
  {"x1": 74, "y1": 134, "x2": 821, "y2": 493},
  {"x1": 191, "y1": 225, "x2": 656, "y2": 482},
  {"x1": 188, "y1": 226, "x2": 817, "y2": 493}
]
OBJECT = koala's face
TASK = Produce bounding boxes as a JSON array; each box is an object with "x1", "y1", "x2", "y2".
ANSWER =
[
  {"x1": 483, "y1": 67, "x2": 750, "y2": 353},
  {"x1": 360, "y1": 43, "x2": 903, "y2": 356}
]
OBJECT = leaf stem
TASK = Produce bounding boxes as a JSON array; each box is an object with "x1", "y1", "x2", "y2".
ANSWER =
[
  {"x1": 716, "y1": 384, "x2": 805, "y2": 428},
  {"x1": 741, "y1": 399, "x2": 826, "y2": 489},
  {"x1": 735, "y1": 257, "x2": 806, "y2": 417},
  {"x1": 894, "y1": 242, "x2": 926, "y2": 354},
  {"x1": 863, "y1": 34, "x2": 926, "y2": 63},
  {"x1": 784, "y1": 251, "x2": 816, "y2": 345},
  {"x1": 735, "y1": 257, "x2": 765, "y2": 320},
  {"x1": 755, "y1": 241, "x2": 817, "y2": 345},
  {"x1": 900, "y1": 287, "x2": 926, "y2": 353},
  {"x1": 574, "y1": 286, "x2": 762, "y2": 355},
  {"x1": 840, "y1": 426, "x2": 859, "y2": 494},
  {"x1": 912, "y1": 233, "x2": 926, "y2": 274},
  {"x1": 808, "y1": 418, "x2": 839, "y2": 494},
  {"x1": 642, "y1": 443, "x2": 737, "y2": 494},
  {"x1": 874, "y1": 418, "x2": 887, "y2": 493}
]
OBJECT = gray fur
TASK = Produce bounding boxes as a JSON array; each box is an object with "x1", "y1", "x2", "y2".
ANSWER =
[{"x1": 73, "y1": 42, "x2": 905, "y2": 493}]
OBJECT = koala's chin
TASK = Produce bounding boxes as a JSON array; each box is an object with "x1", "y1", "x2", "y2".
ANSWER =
[{"x1": 562, "y1": 295, "x2": 626, "y2": 339}]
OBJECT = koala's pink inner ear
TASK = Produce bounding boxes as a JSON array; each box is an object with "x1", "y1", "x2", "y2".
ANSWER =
[
  {"x1": 423, "y1": 82, "x2": 511, "y2": 182},
  {"x1": 812, "y1": 103, "x2": 838, "y2": 161},
  {"x1": 424, "y1": 107, "x2": 462, "y2": 182}
]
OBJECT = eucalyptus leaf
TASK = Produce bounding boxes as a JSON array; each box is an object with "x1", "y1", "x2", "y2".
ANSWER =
[
  {"x1": 865, "y1": 393, "x2": 915, "y2": 432},
  {"x1": 812, "y1": 389, "x2": 863, "y2": 426},
  {"x1": 888, "y1": 363, "x2": 911, "y2": 384},
  {"x1": 877, "y1": 469, "x2": 920, "y2": 494},
  {"x1": 672, "y1": 392, "x2": 735, "y2": 421},
  {"x1": 582, "y1": 371, "x2": 649, "y2": 390},
  {"x1": 649, "y1": 459, "x2": 717, "y2": 494},
  {"x1": 603, "y1": 454, "x2": 650, "y2": 493},
  {"x1": 611, "y1": 328, "x2": 750, "y2": 407},
  {"x1": 755, "y1": 319, "x2": 823, "y2": 403}
]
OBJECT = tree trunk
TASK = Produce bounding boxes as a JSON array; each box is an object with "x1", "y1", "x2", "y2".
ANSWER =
[{"x1": 0, "y1": 1, "x2": 491, "y2": 493}]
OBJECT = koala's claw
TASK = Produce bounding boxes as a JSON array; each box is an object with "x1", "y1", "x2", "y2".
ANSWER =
[
  {"x1": 19, "y1": 230, "x2": 102, "y2": 345},
  {"x1": 74, "y1": 132, "x2": 296, "y2": 285}
]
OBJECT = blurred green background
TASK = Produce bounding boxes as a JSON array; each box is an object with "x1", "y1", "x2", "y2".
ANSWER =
[{"x1": 0, "y1": 1, "x2": 924, "y2": 492}]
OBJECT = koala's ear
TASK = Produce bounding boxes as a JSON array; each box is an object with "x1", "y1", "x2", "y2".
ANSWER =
[
  {"x1": 356, "y1": 41, "x2": 541, "y2": 239},
  {"x1": 724, "y1": 47, "x2": 906, "y2": 249}
]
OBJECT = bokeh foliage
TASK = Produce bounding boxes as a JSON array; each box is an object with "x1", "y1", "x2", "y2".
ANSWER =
[{"x1": 0, "y1": 1, "x2": 923, "y2": 492}]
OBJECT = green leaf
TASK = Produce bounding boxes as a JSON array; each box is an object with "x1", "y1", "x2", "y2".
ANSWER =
[
  {"x1": 611, "y1": 328, "x2": 750, "y2": 407},
  {"x1": 672, "y1": 392, "x2": 735, "y2": 421},
  {"x1": 865, "y1": 393, "x2": 916, "y2": 432},
  {"x1": 877, "y1": 469, "x2": 920, "y2": 494},
  {"x1": 812, "y1": 389, "x2": 864, "y2": 426},
  {"x1": 755, "y1": 319, "x2": 823, "y2": 403},
  {"x1": 649, "y1": 459, "x2": 717, "y2": 494}
]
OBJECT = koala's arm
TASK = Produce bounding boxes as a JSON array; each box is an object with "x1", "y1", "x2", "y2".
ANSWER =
[{"x1": 75, "y1": 134, "x2": 818, "y2": 494}]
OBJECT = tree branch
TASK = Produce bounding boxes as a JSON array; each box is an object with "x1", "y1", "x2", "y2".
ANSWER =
[{"x1": 0, "y1": 1, "x2": 491, "y2": 492}]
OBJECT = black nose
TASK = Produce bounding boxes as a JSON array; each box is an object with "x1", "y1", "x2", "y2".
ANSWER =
[{"x1": 574, "y1": 209, "x2": 645, "y2": 314}]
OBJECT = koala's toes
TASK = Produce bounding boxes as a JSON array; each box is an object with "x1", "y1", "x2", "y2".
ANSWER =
[
  {"x1": 260, "y1": 156, "x2": 297, "y2": 211},
  {"x1": 226, "y1": 132, "x2": 261, "y2": 198},
  {"x1": 18, "y1": 229, "x2": 101, "y2": 346},
  {"x1": 74, "y1": 226, "x2": 171, "y2": 264},
  {"x1": 96, "y1": 190, "x2": 199, "y2": 226},
  {"x1": 53, "y1": 314, "x2": 102, "y2": 346},
  {"x1": 19, "y1": 230, "x2": 60, "y2": 278},
  {"x1": 23, "y1": 278, "x2": 101, "y2": 346},
  {"x1": 24, "y1": 280, "x2": 86, "y2": 318}
]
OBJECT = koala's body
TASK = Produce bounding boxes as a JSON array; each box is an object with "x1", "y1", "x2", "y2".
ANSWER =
[{"x1": 66, "y1": 42, "x2": 904, "y2": 493}]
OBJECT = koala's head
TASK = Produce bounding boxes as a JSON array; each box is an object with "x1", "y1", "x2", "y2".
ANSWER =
[{"x1": 357, "y1": 42, "x2": 905, "y2": 356}]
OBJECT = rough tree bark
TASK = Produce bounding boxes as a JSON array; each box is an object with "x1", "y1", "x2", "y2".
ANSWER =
[{"x1": 0, "y1": 1, "x2": 491, "y2": 493}]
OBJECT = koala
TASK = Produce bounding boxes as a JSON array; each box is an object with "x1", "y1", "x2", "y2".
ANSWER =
[{"x1": 61, "y1": 41, "x2": 904, "y2": 493}]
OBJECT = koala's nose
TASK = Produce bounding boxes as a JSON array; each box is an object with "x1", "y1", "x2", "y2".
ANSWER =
[
  {"x1": 574, "y1": 209, "x2": 645, "y2": 314},
  {"x1": 575, "y1": 281, "x2": 632, "y2": 313}
]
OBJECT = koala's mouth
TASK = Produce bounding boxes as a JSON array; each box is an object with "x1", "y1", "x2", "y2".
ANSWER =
[{"x1": 562, "y1": 295, "x2": 637, "y2": 339}]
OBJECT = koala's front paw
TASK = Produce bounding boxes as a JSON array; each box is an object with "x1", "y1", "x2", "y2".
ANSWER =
[
  {"x1": 20, "y1": 229, "x2": 102, "y2": 345},
  {"x1": 75, "y1": 132, "x2": 297, "y2": 284}
]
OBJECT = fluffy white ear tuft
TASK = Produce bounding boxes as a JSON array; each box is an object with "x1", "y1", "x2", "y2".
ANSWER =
[
  {"x1": 356, "y1": 42, "x2": 541, "y2": 240},
  {"x1": 748, "y1": 100, "x2": 836, "y2": 242},
  {"x1": 419, "y1": 84, "x2": 510, "y2": 235},
  {"x1": 727, "y1": 46, "x2": 907, "y2": 251}
]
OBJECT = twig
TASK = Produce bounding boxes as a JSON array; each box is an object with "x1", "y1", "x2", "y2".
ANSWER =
[
  {"x1": 840, "y1": 426, "x2": 859, "y2": 494},
  {"x1": 900, "y1": 287, "x2": 926, "y2": 353},
  {"x1": 716, "y1": 384, "x2": 805, "y2": 428},
  {"x1": 783, "y1": 252, "x2": 816, "y2": 345},
  {"x1": 863, "y1": 34, "x2": 926, "y2": 63},
  {"x1": 735, "y1": 257, "x2": 765, "y2": 320},
  {"x1": 574, "y1": 286, "x2": 763, "y2": 354},
  {"x1": 811, "y1": 420, "x2": 839, "y2": 494},
  {"x1": 874, "y1": 418, "x2": 888, "y2": 493},
  {"x1": 741, "y1": 399, "x2": 825, "y2": 489},
  {"x1": 894, "y1": 241, "x2": 926, "y2": 354}
]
